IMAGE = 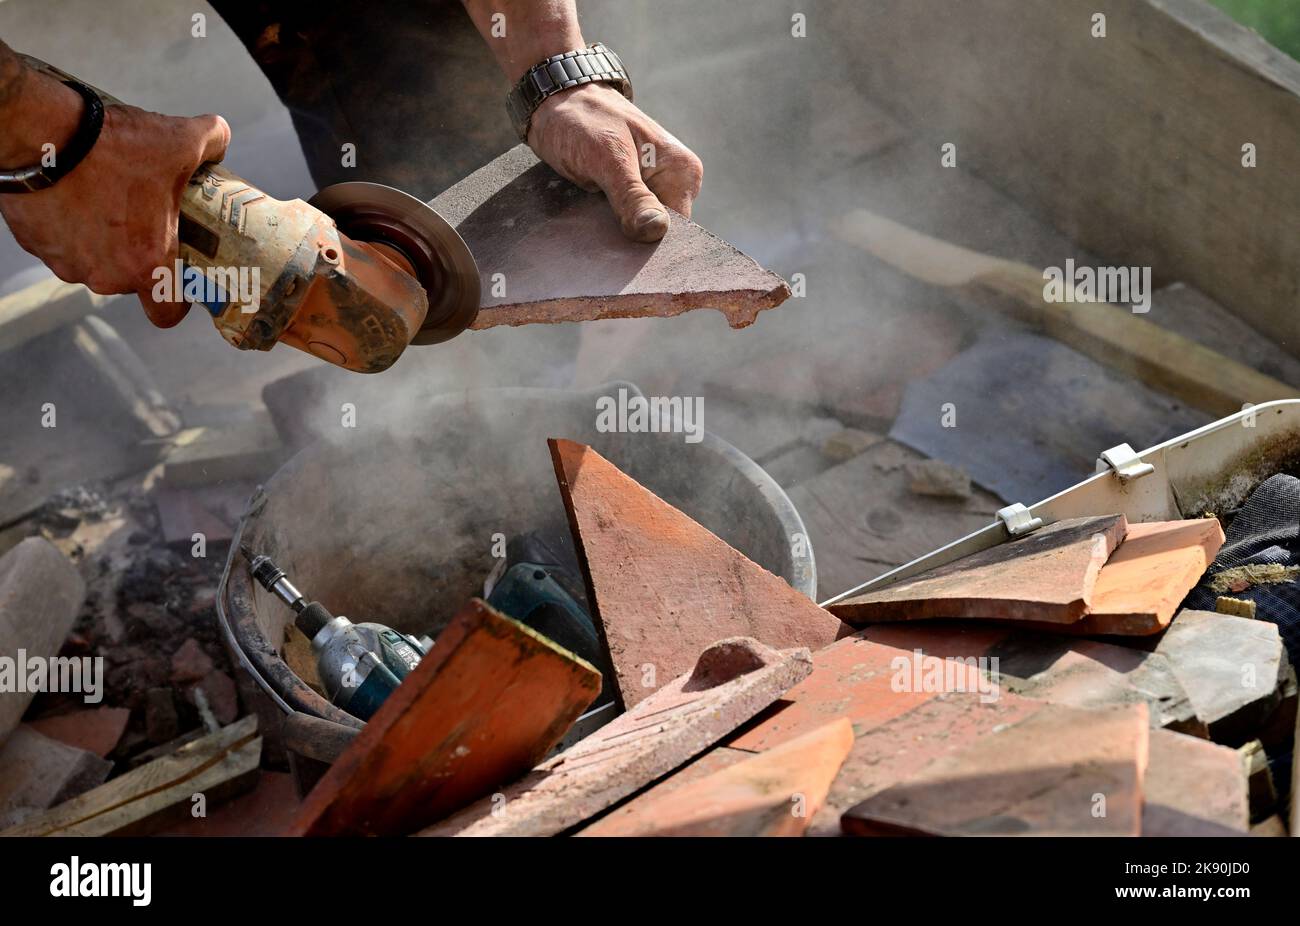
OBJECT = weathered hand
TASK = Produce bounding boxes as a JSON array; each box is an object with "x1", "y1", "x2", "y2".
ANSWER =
[
  {"x1": 0, "y1": 68, "x2": 229, "y2": 327},
  {"x1": 527, "y1": 83, "x2": 703, "y2": 242}
]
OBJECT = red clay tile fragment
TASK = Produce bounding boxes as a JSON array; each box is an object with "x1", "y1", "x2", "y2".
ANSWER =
[
  {"x1": 726, "y1": 628, "x2": 1002, "y2": 753},
  {"x1": 549, "y1": 438, "x2": 847, "y2": 708},
  {"x1": 1060, "y1": 519, "x2": 1225, "y2": 636},
  {"x1": 288, "y1": 598, "x2": 601, "y2": 837},
  {"x1": 841, "y1": 702, "x2": 1149, "y2": 836},
  {"x1": 813, "y1": 690, "x2": 1045, "y2": 835},
  {"x1": 828, "y1": 515, "x2": 1127, "y2": 626},
  {"x1": 579, "y1": 718, "x2": 854, "y2": 837},
  {"x1": 433, "y1": 146, "x2": 791, "y2": 331},
  {"x1": 1142, "y1": 729, "x2": 1249, "y2": 836},
  {"x1": 421, "y1": 638, "x2": 812, "y2": 837},
  {"x1": 717, "y1": 628, "x2": 1051, "y2": 836},
  {"x1": 27, "y1": 707, "x2": 131, "y2": 758},
  {"x1": 154, "y1": 771, "x2": 302, "y2": 837}
]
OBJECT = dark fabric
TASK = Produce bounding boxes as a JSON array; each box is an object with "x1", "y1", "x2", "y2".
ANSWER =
[
  {"x1": 209, "y1": 0, "x2": 517, "y2": 199},
  {"x1": 1183, "y1": 473, "x2": 1300, "y2": 664}
]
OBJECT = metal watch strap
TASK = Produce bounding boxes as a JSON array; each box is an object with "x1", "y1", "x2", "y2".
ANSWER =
[
  {"x1": 506, "y1": 42, "x2": 632, "y2": 142},
  {"x1": 0, "y1": 56, "x2": 107, "y2": 194}
]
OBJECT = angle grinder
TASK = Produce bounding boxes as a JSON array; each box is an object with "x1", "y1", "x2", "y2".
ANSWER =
[{"x1": 23, "y1": 56, "x2": 480, "y2": 374}]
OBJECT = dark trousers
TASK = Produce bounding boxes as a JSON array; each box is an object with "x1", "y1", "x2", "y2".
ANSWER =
[{"x1": 210, "y1": 0, "x2": 518, "y2": 200}]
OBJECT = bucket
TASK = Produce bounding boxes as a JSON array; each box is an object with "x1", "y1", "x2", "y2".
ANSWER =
[{"x1": 217, "y1": 382, "x2": 816, "y2": 738}]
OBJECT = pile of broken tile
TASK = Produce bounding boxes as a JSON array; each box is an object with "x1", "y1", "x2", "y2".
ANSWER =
[
  {"x1": 0, "y1": 297, "x2": 294, "y2": 832},
  {"x1": 280, "y1": 439, "x2": 1296, "y2": 838}
]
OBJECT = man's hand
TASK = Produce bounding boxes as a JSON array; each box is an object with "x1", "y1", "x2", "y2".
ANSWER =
[
  {"x1": 0, "y1": 50, "x2": 229, "y2": 327},
  {"x1": 462, "y1": 0, "x2": 702, "y2": 243},
  {"x1": 528, "y1": 82, "x2": 702, "y2": 242}
]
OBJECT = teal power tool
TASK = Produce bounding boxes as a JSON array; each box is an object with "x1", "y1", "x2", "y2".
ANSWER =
[
  {"x1": 484, "y1": 528, "x2": 614, "y2": 703},
  {"x1": 245, "y1": 549, "x2": 428, "y2": 720}
]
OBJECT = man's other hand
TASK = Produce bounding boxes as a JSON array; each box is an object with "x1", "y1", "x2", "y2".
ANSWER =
[
  {"x1": 527, "y1": 83, "x2": 703, "y2": 243},
  {"x1": 0, "y1": 66, "x2": 229, "y2": 327}
]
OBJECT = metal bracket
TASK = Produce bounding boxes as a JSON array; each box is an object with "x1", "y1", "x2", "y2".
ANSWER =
[
  {"x1": 996, "y1": 503, "x2": 1043, "y2": 537},
  {"x1": 1096, "y1": 442, "x2": 1155, "y2": 483}
]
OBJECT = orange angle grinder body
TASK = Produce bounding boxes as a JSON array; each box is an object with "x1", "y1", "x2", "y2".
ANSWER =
[
  {"x1": 18, "y1": 55, "x2": 478, "y2": 375},
  {"x1": 177, "y1": 165, "x2": 480, "y2": 373}
]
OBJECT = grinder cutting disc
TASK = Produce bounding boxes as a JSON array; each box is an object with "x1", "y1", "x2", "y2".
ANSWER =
[{"x1": 310, "y1": 182, "x2": 480, "y2": 345}]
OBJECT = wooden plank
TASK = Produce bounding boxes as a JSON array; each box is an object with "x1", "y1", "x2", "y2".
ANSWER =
[
  {"x1": 828, "y1": 0, "x2": 1300, "y2": 352},
  {"x1": 288, "y1": 598, "x2": 601, "y2": 837},
  {"x1": 833, "y1": 209, "x2": 1297, "y2": 417},
  {"x1": 549, "y1": 439, "x2": 846, "y2": 709},
  {"x1": 841, "y1": 703, "x2": 1150, "y2": 836},
  {"x1": 0, "y1": 277, "x2": 109, "y2": 355},
  {"x1": 828, "y1": 516, "x2": 1126, "y2": 626},
  {"x1": 2, "y1": 715, "x2": 261, "y2": 836},
  {"x1": 1152, "y1": 284, "x2": 1300, "y2": 389},
  {"x1": 578, "y1": 718, "x2": 854, "y2": 837},
  {"x1": 160, "y1": 412, "x2": 282, "y2": 488},
  {"x1": 421, "y1": 639, "x2": 813, "y2": 837}
]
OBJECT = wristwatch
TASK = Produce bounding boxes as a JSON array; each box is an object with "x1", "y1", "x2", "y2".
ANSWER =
[{"x1": 506, "y1": 42, "x2": 632, "y2": 143}]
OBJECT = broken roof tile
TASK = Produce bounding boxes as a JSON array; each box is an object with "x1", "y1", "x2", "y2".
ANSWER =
[
  {"x1": 829, "y1": 515, "x2": 1127, "y2": 626},
  {"x1": 1142, "y1": 729, "x2": 1249, "y2": 836},
  {"x1": 289, "y1": 598, "x2": 601, "y2": 837},
  {"x1": 726, "y1": 629, "x2": 1003, "y2": 753},
  {"x1": 550, "y1": 438, "x2": 847, "y2": 708},
  {"x1": 841, "y1": 703, "x2": 1149, "y2": 836},
  {"x1": 27, "y1": 708, "x2": 131, "y2": 759},
  {"x1": 579, "y1": 718, "x2": 854, "y2": 837},
  {"x1": 421, "y1": 638, "x2": 812, "y2": 837},
  {"x1": 431, "y1": 146, "x2": 789, "y2": 331},
  {"x1": 1060, "y1": 519, "x2": 1225, "y2": 636}
]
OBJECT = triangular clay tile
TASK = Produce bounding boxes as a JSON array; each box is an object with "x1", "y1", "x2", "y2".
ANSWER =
[
  {"x1": 432, "y1": 146, "x2": 790, "y2": 330},
  {"x1": 578, "y1": 718, "x2": 854, "y2": 837},
  {"x1": 828, "y1": 515, "x2": 1128, "y2": 626},
  {"x1": 549, "y1": 439, "x2": 849, "y2": 708}
]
